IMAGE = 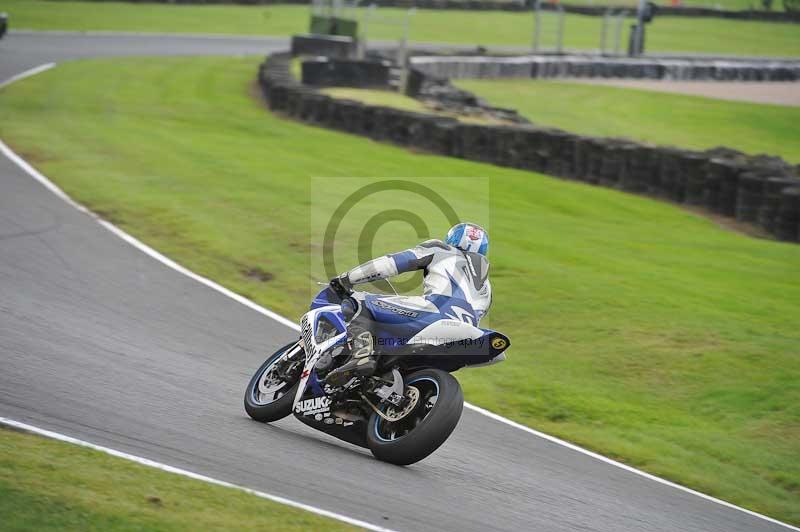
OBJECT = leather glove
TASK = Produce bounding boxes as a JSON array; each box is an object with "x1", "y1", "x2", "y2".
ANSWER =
[{"x1": 329, "y1": 274, "x2": 353, "y2": 299}]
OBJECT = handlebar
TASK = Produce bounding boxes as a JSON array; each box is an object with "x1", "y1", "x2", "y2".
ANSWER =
[{"x1": 329, "y1": 275, "x2": 353, "y2": 300}]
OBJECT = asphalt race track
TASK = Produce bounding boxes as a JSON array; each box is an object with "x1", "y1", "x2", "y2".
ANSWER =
[{"x1": 0, "y1": 31, "x2": 795, "y2": 532}]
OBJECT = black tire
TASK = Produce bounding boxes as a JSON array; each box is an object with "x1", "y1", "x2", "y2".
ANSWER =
[
  {"x1": 244, "y1": 342, "x2": 303, "y2": 423},
  {"x1": 366, "y1": 368, "x2": 463, "y2": 466}
]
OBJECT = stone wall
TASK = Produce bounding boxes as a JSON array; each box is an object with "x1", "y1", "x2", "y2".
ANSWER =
[
  {"x1": 259, "y1": 52, "x2": 800, "y2": 242},
  {"x1": 410, "y1": 55, "x2": 800, "y2": 81}
]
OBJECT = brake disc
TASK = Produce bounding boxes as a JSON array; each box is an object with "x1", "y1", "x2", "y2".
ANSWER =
[
  {"x1": 258, "y1": 347, "x2": 300, "y2": 395},
  {"x1": 383, "y1": 385, "x2": 420, "y2": 422}
]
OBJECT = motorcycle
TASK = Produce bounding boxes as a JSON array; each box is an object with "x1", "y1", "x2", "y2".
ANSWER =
[{"x1": 244, "y1": 283, "x2": 510, "y2": 465}]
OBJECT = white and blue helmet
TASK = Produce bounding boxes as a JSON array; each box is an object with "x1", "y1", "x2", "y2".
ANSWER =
[{"x1": 445, "y1": 223, "x2": 489, "y2": 256}]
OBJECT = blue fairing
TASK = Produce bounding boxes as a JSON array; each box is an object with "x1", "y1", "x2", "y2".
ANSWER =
[
  {"x1": 310, "y1": 286, "x2": 340, "y2": 310},
  {"x1": 307, "y1": 370, "x2": 325, "y2": 396},
  {"x1": 363, "y1": 295, "x2": 435, "y2": 325},
  {"x1": 315, "y1": 310, "x2": 347, "y2": 337},
  {"x1": 362, "y1": 295, "x2": 437, "y2": 350}
]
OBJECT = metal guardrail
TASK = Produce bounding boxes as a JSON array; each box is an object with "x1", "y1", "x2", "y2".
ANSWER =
[
  {"x1": 359, "y1": 4, "x2": 416, "y2": 90},
  {"x1": 600, "y1": 9, "x2": 628, "y2": 56},
  {"x1": 311, "y1": 0, "x2": 361, "y2": 19},
  {"x1": 532, "y1": 0, "x2": 565, "y2": 54}
]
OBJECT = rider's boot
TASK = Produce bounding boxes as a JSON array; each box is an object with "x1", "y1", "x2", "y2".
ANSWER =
[{"x1": 324, "y1": 326, "x2": 376, "y2": 386}]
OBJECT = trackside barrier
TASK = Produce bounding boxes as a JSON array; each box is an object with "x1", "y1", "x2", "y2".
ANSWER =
[
  {"x1": 259, "y1": 52, "x2": 800, "y2": 243},
  {"x1": 408, "y1": 55, "x2": 800, "y2": 81},
  {"x1": 291, "y1": 34, "x2": 358, "y2": 59}
]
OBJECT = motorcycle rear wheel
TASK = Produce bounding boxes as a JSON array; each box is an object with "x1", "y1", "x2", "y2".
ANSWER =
[
  {"x1": 366, "y1": 368, "x2": 463, "y2": 465},
  {"x1": 244, "y1": 341, "x2": 303, "y2": 423}
]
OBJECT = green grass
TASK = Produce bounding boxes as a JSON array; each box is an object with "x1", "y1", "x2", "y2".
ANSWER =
[
  {"x1": 0, "y1": 427, "x2": 355, "y2": 531},
  {"x1": 454, "y1": 79, "x2": 800, "y2": 162},
  {"x1": 6, "y1": 0, "x2": 800, "y2": 56},
  {"x1": 1, "y1": 57, "x2": 799, "y2": 525}
]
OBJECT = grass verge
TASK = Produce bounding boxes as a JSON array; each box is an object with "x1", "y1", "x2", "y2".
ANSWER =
[
  {"x1": 0, "y1": 426, "x2": 355, "y2": 531},
  {"x1": 0, "y1": 57, "x2": 798, "y2": 525},
  {"x1": 4, "y1": 0, "x2": 800, "y2": 56},
  {"x1": 456, "y1": 78, "x2": 800, "y2": 162}
]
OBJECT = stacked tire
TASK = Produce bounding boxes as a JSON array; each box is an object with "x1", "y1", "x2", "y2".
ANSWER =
[{"x1": 776, "y1": 187, "x2": 800, "y2": 242}]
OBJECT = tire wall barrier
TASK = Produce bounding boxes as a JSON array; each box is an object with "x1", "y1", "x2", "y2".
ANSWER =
[
  {"x1": 67, "y1": 0, "x2": 800, "y2": 23},
  {"x1": 409, "y1": 55, "x2": 800, "y2": 81},
  {"x1": 301, "y1": 58, "x2": 392, "y2": 87},
  {"x1": 260, "y1": 52, "x2": 800, "y2": 243},
  {"x1": 291, "y1": 34, "x2": 357, "y2": 59}
]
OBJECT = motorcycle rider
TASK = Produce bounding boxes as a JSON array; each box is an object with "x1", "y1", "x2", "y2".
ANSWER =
[{"x1": 326, "y1": 222, "x2": 492, "y2": 384}]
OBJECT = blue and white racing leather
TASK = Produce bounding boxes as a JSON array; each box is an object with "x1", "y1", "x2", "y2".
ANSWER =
[{"x1": 344, "y1": 239, "x2": 492, "y2": 324}]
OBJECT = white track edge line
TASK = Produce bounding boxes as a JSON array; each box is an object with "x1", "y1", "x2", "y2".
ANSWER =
[
  {"x1": 0, "y1": 417, "x2": 396, "y2": 532},
  {"x1": 2, "y1": 63, "x2": 797, "y2": 532},
  {"x1": 0, "y1": 62, "x2": 56, "y2": 89}
]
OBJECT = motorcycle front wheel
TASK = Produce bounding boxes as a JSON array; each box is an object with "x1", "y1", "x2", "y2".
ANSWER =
[
  {"x1": 366, "y1": 368, "x2": 463, "y2": 465},
  {"x1": 244, "y1": 341, "x2": 304, "y2": 422}
]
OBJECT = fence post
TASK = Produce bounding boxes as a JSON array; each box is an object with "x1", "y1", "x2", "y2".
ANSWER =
[
  {"x1": 532, "y1": 0, "x2": 542, "y2": 53},
  {"x1": 600, "y1": 9, "x2": 609, "y2": 54},
  {"x1": 614, "y1": 12, "x2": 625, "y2": 55}
]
